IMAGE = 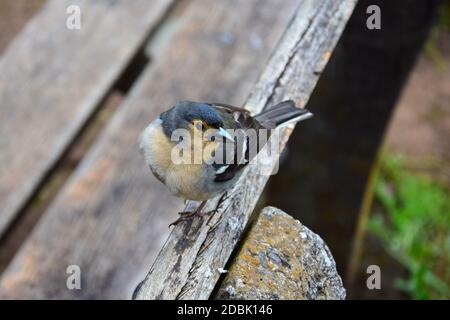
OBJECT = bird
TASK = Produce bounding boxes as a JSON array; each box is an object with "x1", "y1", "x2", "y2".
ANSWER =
[{"x1": 139, "y1": 100, "x2": 312, "y2": 226}]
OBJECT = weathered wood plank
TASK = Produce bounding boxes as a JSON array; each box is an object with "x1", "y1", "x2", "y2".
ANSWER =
[
  {"x1": 0, "y1": 0, "x2": 300, "y2": 299},
  {"x1": 134, "y1": 0, "x2": 357, "y2": 300},
  {"x1": 0, "y1": 0, "x2": 173, "y2": 236}
]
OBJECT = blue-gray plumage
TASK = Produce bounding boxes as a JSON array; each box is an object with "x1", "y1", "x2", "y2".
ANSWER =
[
  {"x1": 139, "y1": 100, "x2": 312, "y2": 225},
  {"x1": 160, "y1": 101, "x2": 226, "y2": 137}
]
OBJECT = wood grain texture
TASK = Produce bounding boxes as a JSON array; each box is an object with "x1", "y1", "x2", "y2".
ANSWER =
[
  {"x1": 0, "y1": 0, "x2": 301, "y2": 299},
  {"x1": 0, "y1": 0, "x2": 173, "y2": 237},
  {"x1": 134, "y1": 0, "x2": 357, "y2": 300}
]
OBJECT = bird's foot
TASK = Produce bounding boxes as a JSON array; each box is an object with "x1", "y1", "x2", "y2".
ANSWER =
[
  {"x1": 169, "y1": 200, "x2": 208, "y2": 227},
  {"x1": 177, "y1": 210, "x2": 195, "y2": 216},
  {"x1": 169, "y1": 211, "x2": 198, "y2": 227},
  {"x1": 169, "y1": 194, "x2": 227, "y2": 227},
  {"x1": 170, "y1": 209, "x2": 219, "y2": 227}
]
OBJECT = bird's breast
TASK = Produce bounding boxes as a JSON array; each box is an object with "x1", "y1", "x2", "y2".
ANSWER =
[
  {"x1": 140, "y1": 119, "x2": 236, "y2": 200},
  {"x1": 139, "y1": 118, "x2": 172, "y2": 183}
]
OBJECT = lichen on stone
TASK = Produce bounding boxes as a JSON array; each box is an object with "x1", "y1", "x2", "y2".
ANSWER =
[{"x1": 215, "y1": 207, "x2": 346, "y2": 300}]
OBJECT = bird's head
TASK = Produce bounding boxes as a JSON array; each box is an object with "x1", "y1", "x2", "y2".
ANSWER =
[{"x1": 160, "y1": 101, "x2": 233, "y2": 142}]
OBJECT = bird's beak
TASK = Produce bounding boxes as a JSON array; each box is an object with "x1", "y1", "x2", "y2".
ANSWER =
[{"x1": 218, "y1": 127, "x2": 234, "y2": 142}]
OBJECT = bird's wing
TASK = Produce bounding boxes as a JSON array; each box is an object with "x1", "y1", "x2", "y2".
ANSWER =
[
  {"x1": 212, "y1": 133, "x2": 249, "y2": 182},
  {"x1": 202, "y1": 103, "x2": 251, "y2": 183},
  {"x1": 209, "y1": 101, "x2": 312, "y2": 183},
  {"x1": 205, "y1": 102, "x2": 251, "y2": 116}
]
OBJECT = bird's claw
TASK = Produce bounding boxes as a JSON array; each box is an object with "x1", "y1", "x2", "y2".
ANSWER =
[
  {"x1": 169, "y1": 196, "x2": 224, "y2": 227},
  {"x1": 169, "y1": 213, "x2": 197, "y2": 227},
  {"x1": 169, "y1": 208, "x2": 217, "y2": 227},
  {"x1": 178, "y1": 210, "x2": 194, "y2": 216}
]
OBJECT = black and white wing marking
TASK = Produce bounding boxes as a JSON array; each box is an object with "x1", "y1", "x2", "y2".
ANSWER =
[{"x1": 213, "y1": 134, "x2": 249, "y2": 182}]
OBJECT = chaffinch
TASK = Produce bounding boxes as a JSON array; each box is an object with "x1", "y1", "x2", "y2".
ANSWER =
[{"x1": 139, "y1": 100, "x2": 312, "y2": 225}]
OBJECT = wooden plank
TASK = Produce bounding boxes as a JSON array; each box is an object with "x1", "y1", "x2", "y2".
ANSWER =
[
  {"x1": 134, "y1": 0, "x2": 357, "y2": 300},
  {"x1": 0, "y1": 0, "x2": 301, "y2": 299},
  {"x1": 0, "y1": 0, "x2": 173, "y2": 236}
]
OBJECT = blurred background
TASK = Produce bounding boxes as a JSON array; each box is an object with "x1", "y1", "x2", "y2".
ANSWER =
[
  {"x1": 0, "y1": 0, "x2": 448, "y2": 299},
  {"x1": 265, "y1": 1, "x2": 450, "y2": 299}
]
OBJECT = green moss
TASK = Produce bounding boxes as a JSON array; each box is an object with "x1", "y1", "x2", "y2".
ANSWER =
[
  {"x1": 425, "y1": 1, "x2": 450, "y2": 71},
  {"x1": 368, "y1": 153, "x2": 450, "y2": 299}
]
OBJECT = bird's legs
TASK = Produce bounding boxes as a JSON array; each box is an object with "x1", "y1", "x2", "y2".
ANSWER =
[
  {"x1": 169, "y1": 193, "x2": 228, "y2": 227},
  {"x1": 169, "y1": 200, "x2": 208, "y2": 227},
  {"x1": 169, "y1": 192, "x2": 228, "y2": 227}
]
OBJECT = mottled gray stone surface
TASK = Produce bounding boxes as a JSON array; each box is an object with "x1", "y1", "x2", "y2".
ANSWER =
[{"x1": 216, "y1": 207, "x2": 346, "y2": 300}]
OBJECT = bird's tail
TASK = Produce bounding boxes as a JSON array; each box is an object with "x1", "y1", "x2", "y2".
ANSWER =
[{"x1": 254, "y1": 100, "x2": 313, "y2": 128}]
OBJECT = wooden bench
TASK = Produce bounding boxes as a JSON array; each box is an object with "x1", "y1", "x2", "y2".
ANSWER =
[
  {"x1": 0, "y1": 0, "x2": 319, "y2": 299},
  {"x1": 0, "y1": 0, "x2": 173, "y2": 237}
]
